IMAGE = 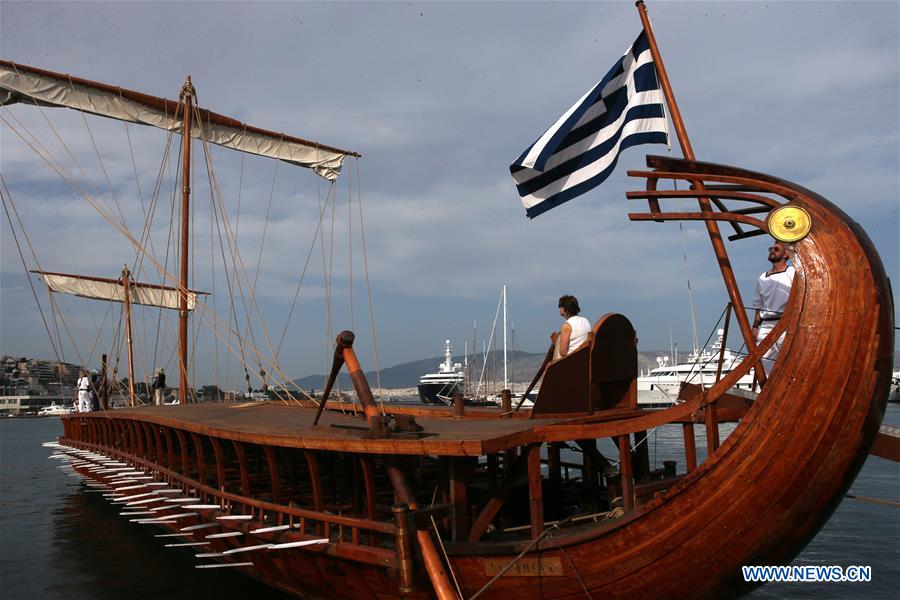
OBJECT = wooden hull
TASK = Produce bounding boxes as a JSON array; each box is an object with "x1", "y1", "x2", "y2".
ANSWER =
[
  {"x1": 57, "y1": 158, "x2": 893, "y2": 599},
  {"x1": 443, "y1": 158, "x2": 894, "y2": 598}
]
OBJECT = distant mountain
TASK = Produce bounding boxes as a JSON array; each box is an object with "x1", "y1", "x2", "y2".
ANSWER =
[{"x1": 293, "y1": 348, "x2": 664, "y2": 391}]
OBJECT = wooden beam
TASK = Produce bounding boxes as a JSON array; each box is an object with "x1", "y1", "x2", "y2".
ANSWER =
[
  {"x1": 527, "y1": 443, "x2": 544, "y2": 539},
  {"x1": 449, "y1": 457, "x2": 471, "y2": 541},
  {"x1": 262, "y1": 445, "x2": 281, "y2": 504},
  {"x1": 232, "y1": 440, "x2": 251, "y2": 498},
  {"x1": 468, "y1": 452, "x2": 527, "y2": 542}
]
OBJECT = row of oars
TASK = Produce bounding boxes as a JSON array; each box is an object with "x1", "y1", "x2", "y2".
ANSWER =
[{"x1": 44, "y1": 441, "x2": 327, "y2": 571}]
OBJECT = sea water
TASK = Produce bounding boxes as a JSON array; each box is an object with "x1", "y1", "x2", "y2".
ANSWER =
[{"x1": 0, "y1": 407, "x2": 896, "y2": 599}]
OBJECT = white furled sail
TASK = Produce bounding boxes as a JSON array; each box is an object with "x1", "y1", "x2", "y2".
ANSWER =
[
  {"x1": 33, "y1": 271, "x2": 204, "y2": 311},
  {"x1": 0, "y1": 60, "x2": 357, "y2": 181}
]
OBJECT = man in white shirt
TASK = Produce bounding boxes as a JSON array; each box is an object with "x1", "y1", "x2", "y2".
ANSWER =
[
  {"x1": 751, "y1": 242, "x2": 795, "y2": 374},
  {"x1": 76, "y1": 369, "x2": 92, "y2": 412}
]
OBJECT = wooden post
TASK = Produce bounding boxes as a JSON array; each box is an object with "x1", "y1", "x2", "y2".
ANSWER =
[
  {"x1": 175, "y1": 429, "x2": 190, "y2": 481},
  {"x1": 100, "y1": 353, "x2": 109, "y2": 410},
  {"x1": 705, "y1": 393, "x2": 720, "y2": 455},
  {"x1": 232, "y1": 440, "x2": 251, "y2": 498},
  {"x1": 635, "y1": 1, "x2": 764, "y2": 386},
  {"x1": 449, "y1": 457, "x2": 470, "y2": 541},
  {"x1": 618, "y1": 435, "x2": 634, "y2": 512},
  {"x1": 486, "y1": 454, "x2": 498, "y2": 492},
  {"x1": 683, "y1": 423, "x2": 698, "y2": 471},
  {"x1": 580, "y1": 438, "x2": 597, "y2": 490},
  {"x1": 121, "y1": 266, "x2": 135, "y2": 407},
  {"x1": 385, "y1": 462, "x2": 459, "y2": 600},
  {"x1": 162, "y1": 427, "x2": 175, "y2": 470},
  {"x1": 633, "y1": 430, "x2": 650, "y2": 482},
  {"x1": 500, "y1": 388, "x2": 511, "y2": 415},
  {"x1": 527, "y1": 443, "x2": 544, "y2": 539},
  {"x1": 392, "y1": 504, "x2": 417, "y2": 593},
  {"x1": 178, "y1": 77, "x2": 194, "y2": 405},
  {"x1": 263, "y1": 445, "x2": 281, "y2": 504},
  {"x1": 453, "y1": 393, "x2": 465, "y2": 417}
]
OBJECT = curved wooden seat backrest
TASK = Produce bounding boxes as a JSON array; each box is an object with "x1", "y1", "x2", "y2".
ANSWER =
[
  {"x1": 590, "y1": 313, "x2": 637, "y2": 410},
  {"x1": 531, "y1": 312, "x2": 637, "y2": 417},
  {"x1": 531, "y1": 337, "x2": 591, "y2": 416}
]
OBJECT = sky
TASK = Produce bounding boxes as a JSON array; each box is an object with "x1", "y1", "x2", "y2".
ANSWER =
[{"x1": 1, "y1": 1, "x2": 897, "y2": 390}]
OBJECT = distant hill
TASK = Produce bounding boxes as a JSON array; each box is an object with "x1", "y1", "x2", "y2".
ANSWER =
[{"x1": 293, "y1": 348, "x2": 663, "y2": 391}]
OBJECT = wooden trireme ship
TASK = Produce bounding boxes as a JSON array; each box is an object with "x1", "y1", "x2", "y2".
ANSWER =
[{"x1": 3, "y1": 3, "x2": 896, "y2": 598}]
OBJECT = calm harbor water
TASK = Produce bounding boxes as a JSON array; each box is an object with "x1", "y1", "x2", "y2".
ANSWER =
[{"x1": 1, "y1": 406, "x2": 897, "y2": 599}]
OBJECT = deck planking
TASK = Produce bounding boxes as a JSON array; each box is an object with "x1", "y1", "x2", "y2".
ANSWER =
[{"x1": 87, "y1": 402, "x2": 569, "y2": 456}]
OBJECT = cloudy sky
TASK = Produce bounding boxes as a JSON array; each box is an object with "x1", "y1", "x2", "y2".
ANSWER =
[{"x1": 1, "y1": 1, "x2": 897, "y2": 389}]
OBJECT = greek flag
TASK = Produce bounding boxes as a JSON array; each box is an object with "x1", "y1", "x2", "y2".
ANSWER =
[{"x1": 510, "y1": 31, "x2": 668, "y2": 218}]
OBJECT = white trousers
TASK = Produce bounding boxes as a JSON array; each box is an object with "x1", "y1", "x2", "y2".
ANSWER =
[
  {"x1": 756, "y1": 324, "x2": 785, "y2": 373},
  {"x1": 78, "y1": 390, "x2": 92, "y2": 412},
  {"x1": 154, "y1": 389, "x2": 165, "y2": 406}
]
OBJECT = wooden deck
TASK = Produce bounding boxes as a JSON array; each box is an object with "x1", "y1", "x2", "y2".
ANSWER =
[{"x1": 98, "y1": 402, "x2": 570, "y2": 456}]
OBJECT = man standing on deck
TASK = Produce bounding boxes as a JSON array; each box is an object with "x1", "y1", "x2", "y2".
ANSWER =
[
  {"x1": 76, "y1": 369, "x2": 91, "y2": 412},
  {"x1": 751, "y1": 241, "x2": 795, "y2": 374},
  {"x1": 152, "y1": 368, "x2": 166, "y2": 406}
]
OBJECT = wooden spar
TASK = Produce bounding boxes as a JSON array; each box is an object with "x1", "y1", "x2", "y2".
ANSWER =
[
  {"x1": 178, "y1": 77, "x2": 193, "y2": 405},
  {"x1": 339, "y1": 332, "x2": 381, "y2": 423},
  {"x1": 515, "y1": 341, "x2": 554, "y2": 411},
  {"x1": 635, "y1": 0, "x2": 764, "y2": 385},
  {"x1": 312, "y1": 334, "x2": 348, "y2": 426},
  {"x1": 121, "y1": 266, "x2": 136, "y2": 407},
  {"x1": 314, "y1": 331, "x2": 381, "y2": 426},
  {"x1": 385, "y1": 462, "x2": 459, "y2": 600}
]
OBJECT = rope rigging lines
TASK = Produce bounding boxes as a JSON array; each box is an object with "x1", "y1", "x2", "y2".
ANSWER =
[{"x1": 1, "y1": 94, "x2": 381, "y2": 407}]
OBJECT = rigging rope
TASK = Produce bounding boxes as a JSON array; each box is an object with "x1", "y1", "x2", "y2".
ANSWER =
[
  {"x1": 275, "y1": 183, "x2": 336, "y2": 359},
  {"x1": 3, "y1": 99, "x2": 366, "y2": 403},
  {"x1": 0, "y1": 180, "x2": 63, "y2": 362},
  {"x1": 355, "y1": 159, "x2": 385, "y2": 405}
]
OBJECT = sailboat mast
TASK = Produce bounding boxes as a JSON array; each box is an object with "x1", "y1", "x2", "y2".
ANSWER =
[
  {"x1": 502, "y1": 285, "x2": 508, "y2": 391},
  {"x1": 122, "y1": 266, "x2": 136, "y2": 407},
  {"x1": 178, "y1": 77, "x2": 195, "y2": 404}
]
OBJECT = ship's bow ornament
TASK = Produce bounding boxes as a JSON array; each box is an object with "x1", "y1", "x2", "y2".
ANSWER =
[{"x1": 768, "y1": 205, "x2": 812, "y2": 243}]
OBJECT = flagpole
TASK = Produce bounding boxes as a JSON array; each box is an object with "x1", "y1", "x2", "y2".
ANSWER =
[{"x1": 634, "y1": 0, "x2": 765, "y2": 384}]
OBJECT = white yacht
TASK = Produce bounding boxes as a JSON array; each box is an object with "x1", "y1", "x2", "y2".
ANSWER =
[
  {"x1": 889, "y1": 368, "x2": 900, "y2": 403},
  {"x1": 638, "y1": 329, "x2": 756, "y2": 407},
  {"x1": 417, "y1": 340, "x2": 464, "y2": 404},
  {"x1": 38, "y1": 402, "x2": 76, "y2": 416}
]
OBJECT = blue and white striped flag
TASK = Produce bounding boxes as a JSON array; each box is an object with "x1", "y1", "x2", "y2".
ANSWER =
[{"x1": 510, "y1": 31, "x2": 669, "y2": 218}]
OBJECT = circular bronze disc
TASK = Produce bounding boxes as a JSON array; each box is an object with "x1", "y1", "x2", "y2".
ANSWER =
[{"x1": 768, "y1": 205, "x2": 811, "y2": 243}]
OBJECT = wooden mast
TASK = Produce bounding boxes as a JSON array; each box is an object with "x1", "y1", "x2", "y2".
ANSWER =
[
  {"x1": 635, "y1": 0, "x2": 765, "y2": 385},
  {"x1": 121, "y1": 266, "x2": 136, "y2": 406},
  {"x1": 178, "y1": 77, "x2": 194, "y2": 404}
]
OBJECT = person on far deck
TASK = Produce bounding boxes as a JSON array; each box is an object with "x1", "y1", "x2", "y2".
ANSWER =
[
  {"x1": 751, "y1": 241, "x2": 795, "y2": 374},
  {"x1": 554, "y1": 295, "x2": 591, "y2": 360},
  {"x1": 76, "y1": 370, "x2": 91, "y2": 412},
  {"x1": 152, "y1": 368, "x2": 167, "y2": 406}
]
